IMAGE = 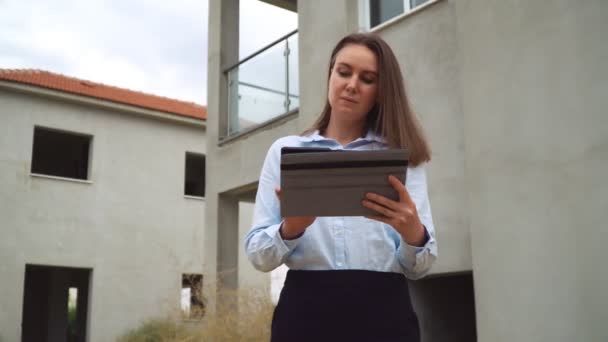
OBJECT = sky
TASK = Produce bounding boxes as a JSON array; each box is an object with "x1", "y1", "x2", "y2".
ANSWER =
[
  {"x1": 0, "y1": 0, "x2": 297, "y2": 105},
  {"x1": 0, "y1": 0, "x2": 295, "y2": 299}
]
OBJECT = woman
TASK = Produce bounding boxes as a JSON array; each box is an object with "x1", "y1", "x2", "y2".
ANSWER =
[{"x1": 245, "y1": 33, "x2": 437, "y2": 342}]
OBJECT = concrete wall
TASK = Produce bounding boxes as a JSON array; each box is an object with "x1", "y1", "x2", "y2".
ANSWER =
[
  {"x1": 208, "y1": 0, "x2": 608, "y2": 340},
  {"x1": 374, "y1": 0, "x2": 471, "y2": 274},
  {"x1": 0, "y1": 87, "x2": 206, "y2": 341},
  {"x1": 455, "y1": 1, "x2": 608, "y2": 341}
]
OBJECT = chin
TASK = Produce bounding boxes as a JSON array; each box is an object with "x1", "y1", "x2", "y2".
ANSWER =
[{"x1": 333, "y1": 109, "x2": 367, "y2": 122}]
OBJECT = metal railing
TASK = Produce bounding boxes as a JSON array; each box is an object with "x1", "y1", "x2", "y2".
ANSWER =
[{"x1": 223, "y1": 30, "x2": 299, "y2": 138}]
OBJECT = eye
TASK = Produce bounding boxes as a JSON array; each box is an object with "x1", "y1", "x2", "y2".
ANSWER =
[
  {"x1": 361, "y1": 76, "x2": 376, "y2": 85},
  {"x1": 337, "y1": 69, "x2": 350, "y2": 77}
]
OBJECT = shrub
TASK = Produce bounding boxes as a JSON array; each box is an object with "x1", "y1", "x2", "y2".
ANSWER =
[{"x1": 118, "y1": 287, "x2": 274, "y2": 342}]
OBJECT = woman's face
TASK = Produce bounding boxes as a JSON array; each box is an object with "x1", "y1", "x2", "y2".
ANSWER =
[{"x1": 327, "y1": 43, "x2": 379, "y2": 125}]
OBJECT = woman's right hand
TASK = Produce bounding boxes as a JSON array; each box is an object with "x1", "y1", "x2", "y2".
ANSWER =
[{"x1": 275, "y1": 187, "x2": 316, "y2": 239}]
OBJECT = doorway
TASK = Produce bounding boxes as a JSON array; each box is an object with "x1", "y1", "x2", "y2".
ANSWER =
[
  {"x1": 21, "y1": 264, "x2": 91, "y2": 342},
  {"x1": 409, "y1": 272, "x2": 477, "y2": 342}
]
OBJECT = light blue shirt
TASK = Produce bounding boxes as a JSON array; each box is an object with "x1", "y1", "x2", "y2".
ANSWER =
[{"x1": 244, "y1": 130, "x2": 438, "y2": 280}]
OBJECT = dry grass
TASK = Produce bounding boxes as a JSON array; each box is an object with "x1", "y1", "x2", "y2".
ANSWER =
[
  {"x1": 117, "y1": 287, "x2": 275, "y2": 342},
  {"x1": 117, "y1": 318, "x2": 203, "y2": 342}
]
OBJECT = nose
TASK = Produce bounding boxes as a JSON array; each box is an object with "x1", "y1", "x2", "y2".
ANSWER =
[{"x1": 346, "y1": 75, "x2": 358, "y2": 93}]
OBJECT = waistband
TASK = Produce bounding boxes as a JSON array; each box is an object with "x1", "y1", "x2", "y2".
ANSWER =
[{"x1": 284, "y1": 269, "x2": 408, "y2": 291}]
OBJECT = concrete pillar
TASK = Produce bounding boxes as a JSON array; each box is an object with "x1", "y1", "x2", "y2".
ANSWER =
[
  {"x1": 454, "y1": 1, "x2": 608, "y2": 340},
  {"x1": 217, "y1": 194, "x2": 239, "y2": 290},
  {"x1": 296, "y1": 0, "x2": 360, "y2": 132},
  {"x1": 205, "y1": 0, "x2": 240, "y2": 304}
]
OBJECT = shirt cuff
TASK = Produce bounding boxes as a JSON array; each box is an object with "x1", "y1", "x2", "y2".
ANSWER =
[
  {"x1": 401, "y1": 226, "x2": 433, "y2": 256},
  {"x1": 266, "y1": 221, "x2": 302, "y2": 253}
]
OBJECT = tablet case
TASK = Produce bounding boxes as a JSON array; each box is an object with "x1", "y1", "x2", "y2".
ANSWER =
[{"x1": 280, "y1": 147, "x2": 408, "y2": 217}]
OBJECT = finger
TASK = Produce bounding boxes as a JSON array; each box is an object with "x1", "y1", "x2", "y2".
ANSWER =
[
  {"x1": 362, "y1": 199, "x2": 397, "y2": 218},
  {"x1": 364, "y1": 192, "x2": 400, "y2": 212},
  {"x1": 388, "y1": 175, "x2": 412, "y2": 204}
]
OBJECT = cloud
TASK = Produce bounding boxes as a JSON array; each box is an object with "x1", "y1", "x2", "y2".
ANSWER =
[
  {"x1": 0, "y1": 0, "x2": 298, "y2": 106},
  {"x1": 0, "y1": 0, "x2": 208, "y2": 104},
  {"x1": 239, "y1": 0, "x2": 297, "y2": 59}
]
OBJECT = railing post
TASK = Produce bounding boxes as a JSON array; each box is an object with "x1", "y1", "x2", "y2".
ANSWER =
[
  {"x1": 227, "y1": 70, "x2": 240, "y2": 136},
  {"x1": 284, "y1": 39, "x2": 291, "y2": 112}
]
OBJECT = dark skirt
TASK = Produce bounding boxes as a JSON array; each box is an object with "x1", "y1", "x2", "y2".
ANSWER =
[{"x1": 271, "y1": 269, "x2": 420, "y2": 342}]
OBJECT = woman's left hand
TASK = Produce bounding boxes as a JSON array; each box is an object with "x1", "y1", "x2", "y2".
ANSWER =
[{"x1": 362, "y1": 175, "x2": 427, "y2": 247}]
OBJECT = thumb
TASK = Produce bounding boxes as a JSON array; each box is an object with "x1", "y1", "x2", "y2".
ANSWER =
[{"x1": 275, "y1": 187, "x2": 282, "y2": 200}]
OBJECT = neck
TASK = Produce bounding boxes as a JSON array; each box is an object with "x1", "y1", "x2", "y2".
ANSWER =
[{"x1": 323, "y1": 118, "x2": 366, "y2": 146}]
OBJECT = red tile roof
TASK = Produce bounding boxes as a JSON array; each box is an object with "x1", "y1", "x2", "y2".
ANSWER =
[{"x1": 0, "y1": 69, "x2": 206, "y2": 120}]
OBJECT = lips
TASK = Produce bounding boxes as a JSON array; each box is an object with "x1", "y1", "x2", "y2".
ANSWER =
[{"x1": 340, "y1": 96, "x2": 358, "y2": 104}]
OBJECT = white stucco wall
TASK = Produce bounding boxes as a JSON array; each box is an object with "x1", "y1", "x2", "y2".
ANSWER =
[{"x1": 0, "y1": 85, "x2": 206, "y2": 341}]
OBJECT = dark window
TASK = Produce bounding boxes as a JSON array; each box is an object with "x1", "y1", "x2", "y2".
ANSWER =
[
  {"x1": 370, "y1": 0, "x2": 404, "y2": 27},
  {"x1": 182, "y1": 274, "x2": 204, "y2": 319},
  {"x1": 31, "y1": 127, "x2": 91, "y2": 180},
  {"x1": 185, "y1": 152, "x2": 205, "y2": 197},
  {"x1": 369, "y1": 0, "x2": 430, "y2": 27},
  {"x1": 410, "y1": 0, "x2": 430, "y2": 7}
]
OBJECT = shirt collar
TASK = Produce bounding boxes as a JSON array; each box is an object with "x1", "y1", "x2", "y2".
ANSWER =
[
  {"x1": 300, "y1": 130, "x2": 327, "y2": 142},
  {"x1": 361, "y1": 129, "x2": 387, "y2": 144},
  {"x1": 300, "y1": 129, "x2": 387, "y2": 144}
]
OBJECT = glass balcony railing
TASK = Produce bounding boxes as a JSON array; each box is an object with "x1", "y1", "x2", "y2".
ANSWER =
[{"x1": 224, "y1": 30, "x2": 299, "y2": 139}]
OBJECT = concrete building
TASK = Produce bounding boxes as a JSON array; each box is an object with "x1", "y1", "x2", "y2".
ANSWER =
[
  {"x1": 206, "y1": 1, "x2": 608, "y2": 341},
  {"x1": 0, "y1": 69, "x2": 207, "y2": 341}
]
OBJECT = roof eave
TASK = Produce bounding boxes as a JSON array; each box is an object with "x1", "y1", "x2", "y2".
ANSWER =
[{"x1": 0, "y1": 80, "x2": 206, "y2": 128}]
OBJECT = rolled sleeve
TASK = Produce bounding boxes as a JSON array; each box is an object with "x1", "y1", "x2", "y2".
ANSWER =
[
  {"x1": 244, "y1": 139, "x2": 301, "y2": 272},
  {"x1": 397, "y1": 164, "x2": 438, "y2": 279},
  {"x1": 246, "y1": 222, "x2": 302, "y2": 272},
  {"x1": 268, "y1": 221, "x2": 302, "y2": 253},
  {"x1": 398, "y1": 227, "x2": 437, "y2": 279}
]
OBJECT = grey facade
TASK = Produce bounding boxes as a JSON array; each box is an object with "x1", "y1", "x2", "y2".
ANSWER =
[
  {"x1": 207, "y1": 0, "x2": 608, "y2": 341},
  {"x1": 0, "y1": 80, "x2": 206, "y2": 341}
]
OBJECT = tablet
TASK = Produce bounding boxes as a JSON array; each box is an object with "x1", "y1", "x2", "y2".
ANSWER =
[{"x1": 280, "y1": 147, "x2": 408, "y2": 217}]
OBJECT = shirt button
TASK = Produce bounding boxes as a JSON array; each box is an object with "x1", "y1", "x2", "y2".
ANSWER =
[{"x1": 336, "y1": 262, "x2": 343, "y2": 267}]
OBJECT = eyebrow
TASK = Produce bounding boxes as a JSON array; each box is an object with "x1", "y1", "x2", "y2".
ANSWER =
[{"x1": 336, "y1": 62, "x2": 378, "y2": 75}]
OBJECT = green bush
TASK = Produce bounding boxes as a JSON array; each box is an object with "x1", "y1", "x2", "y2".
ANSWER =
[{"x1": 68, "y1": 306, "x2": 77, "y2": 341}]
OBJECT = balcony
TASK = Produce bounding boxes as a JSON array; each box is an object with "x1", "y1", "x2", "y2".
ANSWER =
[{"x1": 222, "y1": 30, "x2": 299, "y2": 141}]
